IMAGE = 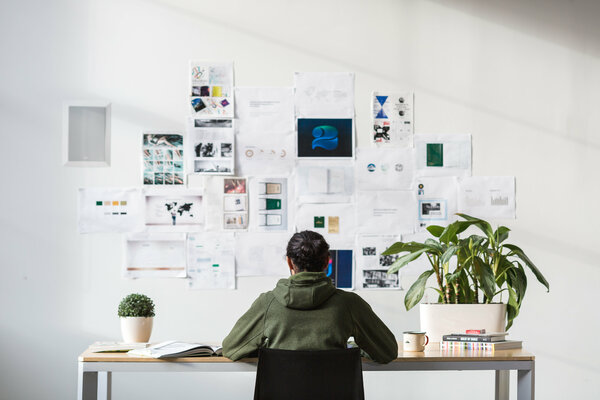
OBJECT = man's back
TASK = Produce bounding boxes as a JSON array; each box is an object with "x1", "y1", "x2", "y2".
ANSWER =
[{"x1": 222, "y1": 271, "x2": 398, "y2": 363}]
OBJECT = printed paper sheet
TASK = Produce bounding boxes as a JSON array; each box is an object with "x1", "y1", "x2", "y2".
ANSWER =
[
  {"x1": 235, "y1": 232, "x2": 290, "y2": 276},
  {"x1": 415, "y1": 134, "x2": 471, "y2": 177},
  {"x1": 142, "y1": 133, "x2": 185, "y2": 185},
  {"x1": 143, "y1": 188, "x2": 204, "y2": 232},
  {"x1": 123, "y1": 233, "x2": 187, "y2": 278},
  {"x1": 356, "y1": 147, "x2": 415, "y2": 191},
  {"x1": 296, "y1": 162, "x2": 354, "y2": 204},
  {"x1": 357, "y1": 191, "x2": 416, "y2": 234},
  {"x1": 78, "y1": 188, "x2": 143, "y2": 233},
  {"x1": 416, "y1": 176, "x2": 458, "y2": 230},
  {"x1": 187, "y1": 232, "x2": 235, "y2": 289},
  {"x1": 294, "y1": 72, "x2": 355, "y2": 117},
  {"x1": 190, "y1": 61, "x2": 234, "y2": 118},
  {"x1": 371, "y1": 92, "x2": 414, "y2": 147},
  {"x1": 187, "y1": 119, "x2": 234, "y2": 175},
  {"x1": 296, "y1": 118, "x2": 354, "y2": 159},
  {"x1": 235, "y1": 87, "x2": 294, "y2": 136},
  {"x1": 223, "y1": 178, "x2": 248, "y2": 230},
  {"x1": 458, "y1": 176, "x2": 516, "y2": 219},
  {"x1": 295, "y1": 203, "x2": 357, "y2": 248},
  {"x1": 249, "y1": 177, "x2": 288, "y2": 231},
  {"x1": 356, "y1": 234, "x2": 402, "y2": 290}
]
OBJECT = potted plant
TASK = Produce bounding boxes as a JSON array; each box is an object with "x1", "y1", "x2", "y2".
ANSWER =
[
  {"x1": 118, "y1": 293, "x2": 155, "y2": 343},
  {"x1": 383, "y1": 214, "x2": 549, "y2": 342}
]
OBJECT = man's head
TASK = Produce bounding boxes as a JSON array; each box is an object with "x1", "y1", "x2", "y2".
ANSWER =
[{"x1": 286, "y1": 230, "x2": 330, "y2": 274}]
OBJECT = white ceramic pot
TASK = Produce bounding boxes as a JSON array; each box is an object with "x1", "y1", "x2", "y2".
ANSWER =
[
  {"x1": 120, "y1": 317, "x2": 153, "y2": 343},
  {"x1": 420, "y1": 303, "x2": 506, "y2": 344}
]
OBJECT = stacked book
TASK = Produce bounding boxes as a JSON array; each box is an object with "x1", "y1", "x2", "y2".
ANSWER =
[{"x1": 440, "y1": 330, "x2": 522, "y2": 351}]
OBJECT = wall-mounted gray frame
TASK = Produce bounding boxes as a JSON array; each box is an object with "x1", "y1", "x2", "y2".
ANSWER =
[{"x1": 63, "y1": 101, "x2": 111, "y2": 167}]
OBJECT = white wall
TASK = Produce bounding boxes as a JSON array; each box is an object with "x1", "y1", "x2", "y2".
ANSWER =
[{"x1": 1, "y1": 0, "x2": 599, "y2": 398}]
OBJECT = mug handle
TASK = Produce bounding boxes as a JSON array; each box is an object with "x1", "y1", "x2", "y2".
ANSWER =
[{"x1": 423, "y1": 335, "x2": 429, "y2": 346}]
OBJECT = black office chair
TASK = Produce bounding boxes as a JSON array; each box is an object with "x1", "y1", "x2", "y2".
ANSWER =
[{"x1": 253, "y1": 347, "x2": 365, "y2": 400}]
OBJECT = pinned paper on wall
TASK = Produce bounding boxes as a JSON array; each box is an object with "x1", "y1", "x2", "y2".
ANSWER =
[
  {"x1": 327, "y1": 249, "x2": 354, "y2": 289},
  {"x1": 235, "y1": 87, "x2": 294, "y2": 135},
  {"x1": 356, "y1": 147, "x2": 415, "y2": 191},
  {"x1": 294, "y1": 72, "x2": 355, "y2": 117},
  {"x1": 357, "y1": 191, "x2": 416, "y2": 234},
  {"x1": 415, "y1": 134, "x2": 471, "y2": 177},
  {"x1": 458, "y1": 176, "x2": 516, "y2": 219},
  {"x1": 187, "y1": 232, "x2": 235, "y2": 289},
  {"x1": 78, "y1": 188, "x2": 143, "y2": 233},
  {"x1": 356, "y1": 234, "x2": 401, "y2": 290},
  {"x1": 297, "y1": 118, "x2": 354, "y2": 159},
  {"x1": 144, "y1": 189, "x2": 204, "y2": 232},
  {"x1": 416, "y1": 176, "x2": 458, "y2": 230},
  {"x1": 142, "y1": 133, "x2": 185, "y2": 185},
  {"x1": 296, "y1": 162, "x2": 354, "y2": 204},
  {"x1": 187, "y1": 119, "x2": 234, "y2": 175},
  {"x1": 223, "y1": 178, "x2": 248, "y2": 230},
  {"x1": 372, "y1": 92, "x2": 414, "y2": 147},
  {"x1": 249, "y1": 177, "x2": 288, "y2": 231},
  {"x1": 190, "y1": 61, "x2": 234, "y2": 118},
  {"x1": 295, "y1": 203, "x2": 357, "y2": 247},
  {"x1": 236, "y1": 134, "x2": 294, "y2": 176},
  {"x1": 123, "y1": 233, "x2": 187, "y2": 279},
  {"x1": 235, "y1": 232, "x2": 289, "y2": 277}
]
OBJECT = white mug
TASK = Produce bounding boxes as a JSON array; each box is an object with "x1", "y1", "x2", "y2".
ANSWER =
[{"x1": 403, "y1": 331, "x2": 429, "y2": 352}]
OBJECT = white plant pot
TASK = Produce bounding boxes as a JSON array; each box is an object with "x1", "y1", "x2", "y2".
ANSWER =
[
  {"x1": 420, "y1": 303, "x2": 506, "y2": 344},
  {"x1": 120, "y1": 317, "x2": 153, "y2": 343}
]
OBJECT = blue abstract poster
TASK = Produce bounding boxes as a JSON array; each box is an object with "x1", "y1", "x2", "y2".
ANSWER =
[{"x1": 297, "y1": 118, "x2": 353, "y2": 158}]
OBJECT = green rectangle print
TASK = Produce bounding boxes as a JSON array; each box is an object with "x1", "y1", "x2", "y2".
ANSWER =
[
  {"x1": 314, "y1": 216, "x2": 325, "y2": 228},
  {"x1": 265, "y1": 198, "x2": 281, "y2": 210},
  {"x1": 426, "y1": 143, "x2": 444, "y2": 167}
]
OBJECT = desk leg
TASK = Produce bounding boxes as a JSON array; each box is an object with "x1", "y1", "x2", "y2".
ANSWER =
[
  {"x1": 495, "y1": 370, "x2": 509, "y2": 400},
  {"x1": 517, "y1": 365, "x2": 535, "y2": 400},
  {"x1": 77, "y1": 363, "x2": 98, "y2": 400},
  {"x1": 98, "y1": 371, "x2": 112, "y2": 400}
]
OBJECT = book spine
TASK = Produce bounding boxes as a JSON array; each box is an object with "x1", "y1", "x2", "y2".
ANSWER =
[
  {"x1": 440, "y1": 341, "x2": 495, "y2": 351},
  {"x1": 442, "y1": 335, "x2": 493, "y2": 342}
]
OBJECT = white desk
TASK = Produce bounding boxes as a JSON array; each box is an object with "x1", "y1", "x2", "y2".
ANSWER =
[{"x1": 77, "y1": 345, "x2": 534, "y2": 400}]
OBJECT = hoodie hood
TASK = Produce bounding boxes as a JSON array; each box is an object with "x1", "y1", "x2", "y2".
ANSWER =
[{"x1": 272, "y1": 271, "x2": 336, "y2": 310}]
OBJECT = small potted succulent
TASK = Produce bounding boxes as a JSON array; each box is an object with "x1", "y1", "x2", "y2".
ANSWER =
[{"x1": 118, "y1": 293, "x2": 155, "y2": 343}]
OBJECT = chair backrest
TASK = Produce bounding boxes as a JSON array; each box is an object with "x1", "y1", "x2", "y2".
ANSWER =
[{"x1": 254, "y1": 347, "x2": 364, "y2": 400}]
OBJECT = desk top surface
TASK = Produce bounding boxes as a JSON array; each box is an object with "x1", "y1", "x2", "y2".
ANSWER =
[{"x1": 79, "y1": 344, "x2": 534, "y2": 363}]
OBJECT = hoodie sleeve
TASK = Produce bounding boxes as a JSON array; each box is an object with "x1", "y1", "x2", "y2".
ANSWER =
[
  {"x1": 222, "y1": 293, "x2": 272, "y2": 361},
  {"x1": 347, "y1": 293, "x2": 398, "y2": 364}
]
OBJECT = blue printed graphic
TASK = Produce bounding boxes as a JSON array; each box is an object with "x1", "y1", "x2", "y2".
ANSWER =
[
  {"x1": 375, "y1": 95, "x2": 389, "y2": 119},
  {"x1": 311, "y1": 125, "x2": 338, "y2": 150},
  {"x1": 297, "y1": 118, "x2": 353, "y2": 158}
]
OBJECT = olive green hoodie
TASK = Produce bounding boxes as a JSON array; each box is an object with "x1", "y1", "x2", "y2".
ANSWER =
[{"x1": 222, "y1": 272, "x2": 398, "y2": 363}]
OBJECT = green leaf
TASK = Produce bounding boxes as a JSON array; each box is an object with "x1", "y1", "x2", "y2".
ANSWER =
[
  {"x1": 382, "y1": 241, "x2": 426, "y2": 255},
  {"x1": 387, "y1": 248, "x2": 428, "y2": 274},
  {"x1": 506, "y1": 285, "x2": 519, "y2": 331},
  {"x1": 473, "y1": 256, "x2": 496, "y2": 300},
  {"x1": 496, "y1": 226, "x2": 511, "y2": 244},
  {"x1": 426, "y1": 225, "x2": 444, "y2": 238},
  {"x1": 455, "y1": 220, "x2": 481, "y2": 235},
  {"x1": 404, "y1": 270, "x2": 434, "y2": 310},
  {"x1": 441, "y1": 244, "x2": 458, "y2": 265},
  {"x1": 424, "y1": 239, "x2": 444, "y2": 254},
  {"x1": 456, "y1": 213, "x2": 494, "y2": 242},
  {"x1": 439, "y1": 222, "x2": 461, "y2": 244},
  {"x1": 504, "y1": 244, "x2": 549, "y2": 291}
]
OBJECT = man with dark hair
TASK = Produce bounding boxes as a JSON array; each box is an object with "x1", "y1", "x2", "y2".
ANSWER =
[{"x1": 222, "y1": 231, "x2": 398, "y2": 363}]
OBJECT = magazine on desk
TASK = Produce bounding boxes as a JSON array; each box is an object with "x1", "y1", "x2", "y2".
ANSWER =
[{"x1": 128, "y1": 341, "x2": 223, "y2": 358}]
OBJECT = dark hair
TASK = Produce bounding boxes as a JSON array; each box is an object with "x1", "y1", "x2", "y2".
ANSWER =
[{"x1": 286, "y1": 231, "x2": 330, "y2": 272}]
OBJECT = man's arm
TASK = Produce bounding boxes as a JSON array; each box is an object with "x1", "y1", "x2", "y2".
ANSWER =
[
  {"x1": 347, "y1": 293, "x2": 398, "y2": 364},
  {"x1": 222, "y1": 293, "x2": 272, "y2": 361}
]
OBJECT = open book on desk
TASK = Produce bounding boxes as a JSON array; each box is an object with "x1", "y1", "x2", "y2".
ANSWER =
[{"x1": 128, "y1": 341, "x2": 223, "y2": 358}]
